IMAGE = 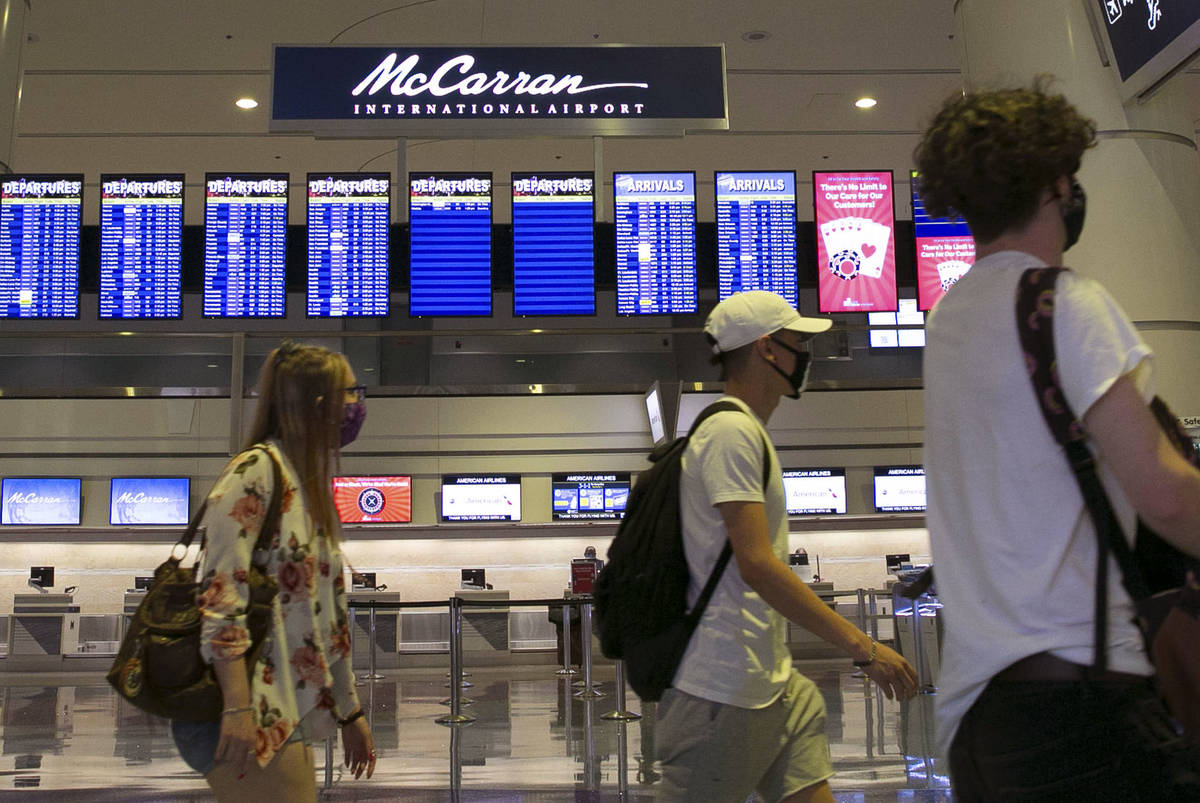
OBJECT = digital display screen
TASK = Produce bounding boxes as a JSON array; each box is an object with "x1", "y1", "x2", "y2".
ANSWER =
[
  {"x1": 109, "y1": 477, "x2": 190, "y2": 526},
  {"x1": 203, "y1": 173, "x2": 288, "y2": 318},
  {"x1": 551, "y1": 472, "x2": 631, "y2": 520},
  {"x1": 868, "y1": 299, "x2": 926, "y2": 348},
  {"x1": 512, "y1": 172, "x2": 595, "y2": 316},
  {"x1": 645, "y1": 383, "x2": 667, "y2": 445},
  {"x1": 332, "y1": 475, "x2": 412, "y2": 524},
  {"x1": 99, "y1": 174, "x2": 184, "y2": 319},
  {"x1": 783, "y1": 469, "x2": 847, "y2": 515},
  {"x1": 813, "y1": 170, "x2": 897, "y2": 313},
  {"x1": 0, "y1": 174, "x2": 82, "y2": 319},
  {"x1": 614, "y1": 171, "x2": 697, "y2": 315},
  {"x1": 306, "y1": 173, "x2": 390, "y2": 317},
  {"x1": 441, "y1": 474, "x2": 521, "y2": 522},
  {"x1": 1, "y1": 478, "x2": 82, "y2": 525},
  {"x1": 873, "y1": 466, "x2": 926, "y2": 513},
  {"x1": 911, "y1": 171, "x2": 974, "y2": 311},
  {"x1": 409, "y1": 172, "x2": 492, "y2": 316},
  {"x1": 715, "y1": 171, "x2": 797, "y2": 304}
]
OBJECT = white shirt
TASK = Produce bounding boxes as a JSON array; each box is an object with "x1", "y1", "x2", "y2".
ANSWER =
[
  {"x1": 672, "y1": 395, "x2": 793, "y2": 708},
  {"x1": 924, "y1": 251, "x2": 1155, "y2": 755}
]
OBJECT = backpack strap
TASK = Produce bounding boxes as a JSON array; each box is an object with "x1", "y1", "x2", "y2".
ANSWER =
[
  {"x1": 684, "y1": 401, "x2": 774, "y2": 624},
  {"x1": 1015, "y1": 267, "x2": 1147, "y2": 674}
]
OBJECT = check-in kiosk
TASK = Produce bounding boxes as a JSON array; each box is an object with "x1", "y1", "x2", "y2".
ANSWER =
[
  {"x1": 9, "y1": 585, "x2": 81, "y2": 670},
  {"x1": 347, "y1": 572, "x2": 400, "y2": 670},
  {"x1": 456, "y1": 570, "x2": 509, "y2": 656}
]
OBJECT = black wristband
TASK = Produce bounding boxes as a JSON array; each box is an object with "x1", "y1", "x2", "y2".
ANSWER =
[{"x1": 337, "y1": 708, "x2": 365, "y2": 727}]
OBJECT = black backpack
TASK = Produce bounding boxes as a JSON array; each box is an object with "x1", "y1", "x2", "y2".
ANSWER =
[{"x1": 594, "y1": 400, "x2": 769, "y2": 701}]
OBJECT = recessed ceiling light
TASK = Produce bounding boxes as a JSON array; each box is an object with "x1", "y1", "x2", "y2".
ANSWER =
[
  {"x1": 855, "y1": 97, "x2": 878, "y2": 109},
  {"x1": 235, "y1": 97, "x2": 259, "y2": 110},
  {"x1": 741, "y1": 30, "x2": 771, "y2": 42}
]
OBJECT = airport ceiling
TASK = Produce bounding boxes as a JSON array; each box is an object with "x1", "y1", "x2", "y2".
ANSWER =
[{"x1": 9, "y1": 1, "x2": 1200, "y2": 224}]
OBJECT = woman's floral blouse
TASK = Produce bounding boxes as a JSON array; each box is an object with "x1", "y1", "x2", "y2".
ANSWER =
[{"x1": 197, "y1": 441, "x2": 359, "y2": 767}]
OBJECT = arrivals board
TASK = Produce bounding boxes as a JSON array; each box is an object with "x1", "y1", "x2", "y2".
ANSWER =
[
  {"x1": 911, "y1": 171, "x2": 974, "y2": 311},
  {"x1": 715, "y1": 171, "x2": 797, "y2": 304},
  {"x1": 99, "y1": 174, "x2": 184, "y2": 319},
  {"x1": 306, "y1": 173, "x2": 390, "y2": 317},
  {"x1": 203, "y1": 173, "x2": 288, "y2": 318},
  {"x1": 409, "y1": 172, "x2": 493, "y2": 316},
  {"x1": 614, "y1": 171, "x2": 697, "y2": 315},
  {"x1": 813, "y1": 170, "x2": 897, "y2": 313},
  {"x1": 0, "y1": 175, "x2": 82, "y2": 319},
  {"x1": 512, "y1": 172, "x2": 595, "y2": 316}
]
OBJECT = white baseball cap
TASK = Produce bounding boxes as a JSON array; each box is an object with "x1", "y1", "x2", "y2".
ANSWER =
[{"x1": 704, "y1": 291, "x2": 832, "y2": 353}]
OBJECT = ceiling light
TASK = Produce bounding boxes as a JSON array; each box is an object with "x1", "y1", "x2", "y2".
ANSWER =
[
  {"x1": 235, "y1": 97, "x2": 259, "y2": 110},
  {"x1": 855, "y1": 97, "x2": 878, "y2": 109},
  {"x1": 741, "y1": 30, "x2": 771, "y2": 42}
]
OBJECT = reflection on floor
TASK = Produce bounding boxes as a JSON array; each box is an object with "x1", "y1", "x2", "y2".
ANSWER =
[{"x1": 0, "y1": 660, "x2": 950, "y2": 801}]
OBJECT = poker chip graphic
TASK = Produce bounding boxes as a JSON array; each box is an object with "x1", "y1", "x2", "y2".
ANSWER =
[
  {"x1": 358, "y1": 488, "x2": 385, "y2": 516},
  {"x1": 829, "y1": 249, "x2": 861, "y2": 280}
]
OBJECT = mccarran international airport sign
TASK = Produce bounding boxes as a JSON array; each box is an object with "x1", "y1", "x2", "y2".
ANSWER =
[{"x1": 270, "y1": 45, "x2": 728, "y2": 137}]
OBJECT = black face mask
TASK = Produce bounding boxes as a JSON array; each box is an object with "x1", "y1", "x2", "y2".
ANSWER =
[
  {"x1": 767, "y1": 337, "x2": 812, "y2": 399},
  {"x1": 1061, "y1": 177, "x2": 1086, "y2": 252}
]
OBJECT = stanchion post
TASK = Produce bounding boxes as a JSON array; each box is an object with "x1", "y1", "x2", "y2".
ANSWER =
[
  {"x1": 436, "y1": 596, "x2": 476, "y2": 724},
  {"x1": 556, "y1": 600, "x2": 578, "y2": 676},
  {"x1": 851, "y1": 588, "x2": 868, "y2": 678},
  {"x1": 910, "y1": 598, "x2": 932, "y2": 693},
  {"x1": 349, "y1": 605, "x2": 365, "y2": 687},
  {"x1": 868, "y1": 589, "x2": 880, "y2": 642},
  {"x1": 360, "y1": 605, "x2": 385, "y2": 680},
  {"x1": 574, "y1": 601, "x2": 604, "y2": 699},
  {"x1": 601, "y1": 659, "x2": 641, "y2": 720},
  {"x1": 324, "y1": 736, "x2": 334, "y2": 793}
]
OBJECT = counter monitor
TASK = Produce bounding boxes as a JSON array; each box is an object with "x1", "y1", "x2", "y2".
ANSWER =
[
  {"x1": 783, "y1": 468, "x2": 847, "y2": 515},
  {"x1": 0, "y1": 174, "x2": 83, "y2": 319},
  {"x1": 306, "y1": 172, "x2": 390, "y2": 317},
  {"x1": 873, "y1": 465, "x2": 926, "y2": 513},
  {"x1": 409, "y1": 172, "x2": 493, "y2": 316},
  {"x1": 715, "y1": 171, "x2": 798, "y2": 304},
  {"x1": 333, "y1": 475, "x2": 412, "y2": 524},
  {"x1": 109, "y1": 477, "x2": 190, "y2": 526},
  {"x1": 441, "y1": 474, "x2": 521, "y2": 522},
  {"x1": 512, "y1": 171, "x2": 596, "y2": 316},
  {"x1": 551, "y1": 472, "x2": 631, "y2": 520},
  {"x1": 203, "y1": 172, "x2": 288, "y2": 318},
  {"x1": 614, "y1": 171, "x2": 698, "y2": 315},
  {"x1": 1, "y1": 478, "x2": 82, "y2": 525}
]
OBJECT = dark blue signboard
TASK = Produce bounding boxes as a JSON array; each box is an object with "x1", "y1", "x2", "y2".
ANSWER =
[
  {"x1": 614, "y1": 172, "x2": 697, "y2": 315},
  {"x1": 512, "y1": 172, "x2": 595, "y2": 316},
  {"x1": 306, "y1": 173, "x2": 390, "y2": 318},
  {"x1": 715, "y1": 171, "x2": 797, "y2": 305},
  {"x1": 271, "y1": 45, "x2": 727, "y2": 135},
  {"x1": 0, "y1": 175, "x2": 82, "y2": 319},
  {"x1": 203, "y1": 173, "x2": 289, "y2": 318},
  {"x1": 409, "y1": 173, "x2": 492, "y2": 316},
  {"x1": 1096, "y1": 1, "x2": 1200, "y2": 96},
  {"x1": 100, "y1": 174, "x2": 184, "y2": 320}
]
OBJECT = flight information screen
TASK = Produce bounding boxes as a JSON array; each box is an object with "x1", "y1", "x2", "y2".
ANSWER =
[
  {"x1": 203, "y1": 173, "x2": 288, "y2": 318},
  {"x1": 409, "y1": 173, "x2": 492, "y2": 316},
  {"x1": 911, "y1": 170, "x2": 975, "y2": 311},
  {"x1": 306, "y1": 173, "x2": 390, "y2": 317},
  {"x1": 99, "y1": 174, "x2": 184, "y2": 319},
  {"x1": 512, "y1": 172, "x2": 595, "y2": 316},
  {"x1": 715, "y1": 171, "x2": 797, "y2": 304},
  {"x1": 0, "y1": 175, "x2": 82, "y2": 319},
  {"x1": 614, "y1": 172, "x2": 697, "y2": 315}
]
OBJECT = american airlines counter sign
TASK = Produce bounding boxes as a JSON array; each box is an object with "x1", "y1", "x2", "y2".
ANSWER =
[{"x1": 270, "y1": 45, "x2": 727, "y2": 136}]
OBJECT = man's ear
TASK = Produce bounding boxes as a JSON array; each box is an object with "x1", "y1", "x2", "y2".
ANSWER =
[{"x1": 756, "y1": 334, "x2": 776, "y2": 362}]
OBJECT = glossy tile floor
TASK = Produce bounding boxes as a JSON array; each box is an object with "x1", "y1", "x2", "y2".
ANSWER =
[{"x1": 0, "y1": 660, "x2": 951, "y2": 801}]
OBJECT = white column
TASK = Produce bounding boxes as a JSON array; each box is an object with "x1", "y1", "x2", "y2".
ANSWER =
[
  {"x1": 955, "y1": 0, "x2": 1200, "y2": 409},
  {"x1": 0, "y1": 0, "x2": 29, "y2": 173}
]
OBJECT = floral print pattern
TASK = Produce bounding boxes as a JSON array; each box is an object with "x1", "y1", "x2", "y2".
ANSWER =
[{"x1": 197, "y1": 442, "x2": 359, "y2": 768}]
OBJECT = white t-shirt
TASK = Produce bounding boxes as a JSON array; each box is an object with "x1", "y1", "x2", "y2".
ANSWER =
[
  {"x1": 924, "y1": 251, "x2": 1155, "y2": 756},
  {"x1": 672, "y1": 394, "x2": 793, "y2": 708}
]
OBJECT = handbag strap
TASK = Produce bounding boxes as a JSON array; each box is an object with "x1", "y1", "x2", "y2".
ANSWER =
[
  {"x1": 685, "y1": 401, "x2": 773, "y2": 624},
  {"x1": 1015, "y1": 267, "x2": 1148, "y2": 673},
  {"x1": 181, "y1": 445, "x2": 285, "y2": 567}
]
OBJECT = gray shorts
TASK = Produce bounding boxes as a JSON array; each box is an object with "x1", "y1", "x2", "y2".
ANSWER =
[{"x1": 655, "y1": 669, "x2": 833, "y2": 803}]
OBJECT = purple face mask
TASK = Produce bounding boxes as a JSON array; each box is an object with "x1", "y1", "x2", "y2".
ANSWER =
[{"x1": 340, "y1": 402, "x2": 366, "y2": 447}]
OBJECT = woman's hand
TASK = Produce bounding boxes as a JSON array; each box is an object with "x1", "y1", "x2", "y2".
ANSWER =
[
  {"x1": 342, "y1": 715, "x2": 376, "y2": 779},
  {"x1": 214, "y1": 709, "x2": 258, "y2": 779}
]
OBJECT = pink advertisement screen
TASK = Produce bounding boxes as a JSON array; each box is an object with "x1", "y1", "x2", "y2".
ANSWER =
[{"x1": 813, "y1": 171, "x2": 897, "y2": 313}]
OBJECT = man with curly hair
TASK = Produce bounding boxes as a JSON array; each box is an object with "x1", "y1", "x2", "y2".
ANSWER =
[{"x1": 916, "y1": 83, "x2": 1200, "y2": 799}]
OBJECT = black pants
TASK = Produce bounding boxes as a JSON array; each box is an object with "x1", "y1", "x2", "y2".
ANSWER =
[{"x1": 949, "y1": 677, "x2": 1200, "y2": 802}]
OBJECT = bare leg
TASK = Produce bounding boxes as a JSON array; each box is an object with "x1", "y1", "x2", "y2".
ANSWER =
[
  {"x1": 781, "y1": 779, "x2": 835, "y2": 803},
  {"x1": 206, "y1": 739, "x2": 316, "y2": 803}
]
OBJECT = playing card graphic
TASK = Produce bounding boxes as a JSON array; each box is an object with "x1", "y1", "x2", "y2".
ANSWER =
[
  {"x1": 857, "y1": 219, "x2": 892, "y2": 279},
  {"x1": 936, "y1": 259, "x2": 971, "y2": 291}
]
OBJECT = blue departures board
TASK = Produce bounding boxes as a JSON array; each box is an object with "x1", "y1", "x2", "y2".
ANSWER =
[
  {"x1": 99, "y1": 174, "x2": 184, "y2": 319},
  {"x1": 409, "y1": 173, "x2": 492, "y2": 316},
  {"x1": 306, "y1": 173, "x2": 390, "y2": 317},
  {"x1": 512, "y1": 172, "x2": 595, "y2": 316},
  {"x1": 0, "y1": 175, "x2": 82, "y2": 319},
  {"x1": 614, "y1": 172, "x2": 697, "y2": 315},
  {"x1": 715, "y1": 171, "x2": 797, "y2": 305},
  {"x1": 203, "y1": 173, "x2": 288, "y2": 317}
]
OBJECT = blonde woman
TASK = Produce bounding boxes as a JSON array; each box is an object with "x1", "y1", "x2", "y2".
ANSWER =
[{"x1": 172, "y1": 342, "x2": 375, "y2": 800}]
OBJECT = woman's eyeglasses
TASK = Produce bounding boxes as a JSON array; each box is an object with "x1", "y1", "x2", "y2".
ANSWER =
[{"x1": 344, "y1": 385, "x2": 367, "y2": 403}]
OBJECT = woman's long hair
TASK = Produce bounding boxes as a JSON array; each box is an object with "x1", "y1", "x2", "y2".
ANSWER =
[{"x1": 244, "y1": 342, "x2": 346, "y2": 537}]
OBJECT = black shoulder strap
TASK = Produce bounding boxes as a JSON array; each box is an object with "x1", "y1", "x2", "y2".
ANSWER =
[
  {"x1": 685, "y1": 400, "x2": 774, "y2": 622},
  {"x1": 1015, "y1": 267, "x2": 1147, "y2": 673}
]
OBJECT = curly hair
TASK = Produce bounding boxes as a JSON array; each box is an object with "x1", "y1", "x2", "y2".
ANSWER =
[{"x1": 914, "y1": 80, "x2": 1096, "y2": 243}]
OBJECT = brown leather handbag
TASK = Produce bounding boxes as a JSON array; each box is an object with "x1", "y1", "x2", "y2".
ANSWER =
[
  {"x1": 1017, "y1": 267, "x2": 1200, "y2": 742},
  {"x1": 106, "y1": 448, "x2": 283, "y2": 722}
]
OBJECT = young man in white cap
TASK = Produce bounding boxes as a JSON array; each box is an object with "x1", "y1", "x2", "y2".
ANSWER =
[{"x1": 656, "y1": 290, "x2": 917, "y2": 803}]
